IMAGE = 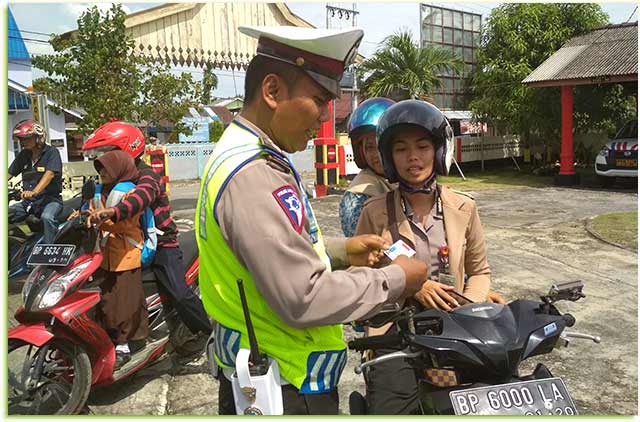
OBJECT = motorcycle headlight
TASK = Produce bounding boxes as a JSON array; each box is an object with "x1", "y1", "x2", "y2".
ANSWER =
[
  {"x1": 598, "y1": 146, "x2": 610, "y2": 157},
  {"x1": 35, "y1": 260, "x2": 93, "y2": 310}
]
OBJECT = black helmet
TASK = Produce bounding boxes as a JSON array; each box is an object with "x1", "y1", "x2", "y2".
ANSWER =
[
  {"x1": 347, "y1": 97, "x2": 395, "y2": 169},
  {"x1": 376, "y1": 100, "x2": 454, "y2": 183}
]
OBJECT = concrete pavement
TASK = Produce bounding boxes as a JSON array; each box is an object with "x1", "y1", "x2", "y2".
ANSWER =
[{"x1": 6, "y1": 182, "x2": 637, "y2": 415}]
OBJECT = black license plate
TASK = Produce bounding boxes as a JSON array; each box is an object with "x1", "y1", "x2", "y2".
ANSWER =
[
  {"x1": 27, "y1": 244, "x2": 76, "y2": 266},
  {"x1": 450, "y1": 377, "x2": 578, "y2": 415}
]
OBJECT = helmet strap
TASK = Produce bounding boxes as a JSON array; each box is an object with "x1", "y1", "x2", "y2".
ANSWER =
[{"x1": 398, "y1": 171, "x2": 437, "y2": 194}]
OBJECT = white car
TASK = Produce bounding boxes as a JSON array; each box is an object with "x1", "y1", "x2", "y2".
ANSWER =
[{"x1": 594, "y1": 120, "x2": 637, "y2": 186}]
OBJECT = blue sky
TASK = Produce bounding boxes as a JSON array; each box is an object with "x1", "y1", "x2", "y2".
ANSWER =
[{"x1": 9, "y1": 2, "x2": 639, "y2": 99}]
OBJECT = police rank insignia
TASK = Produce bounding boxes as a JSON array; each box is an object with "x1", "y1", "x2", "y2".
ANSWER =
[{"x1": 273, "y1": 185, "x2": 304, "y2": 233}]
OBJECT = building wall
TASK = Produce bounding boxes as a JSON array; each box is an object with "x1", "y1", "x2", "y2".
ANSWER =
[{"x1": 8, "y1": 61, "x2": 32, "y2": 88}]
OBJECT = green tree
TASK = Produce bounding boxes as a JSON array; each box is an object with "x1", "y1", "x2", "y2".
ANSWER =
[
  {"x1": 32, "y1": 4, "x2": 199, "y2": 138},
  {"x1": 138, "y1": 62, "x2": 200, "y2": 138},
  {"x1": 201, "y1": 62, "x2": 219, "y2": 105},
  {"x1": 359, "y1": 30, "x2": 463, "y2": 100},
  {"x1": 209, "y1": 120, "x2": 225, "y2": 143},
  {"x1": 469, "y1": 3, "x2": 615, "y2": 145}
]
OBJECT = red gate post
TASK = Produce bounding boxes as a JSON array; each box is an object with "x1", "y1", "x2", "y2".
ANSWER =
[
  {"x1": 556, "y1": 85, "x2": 580, "y2": 186},
  {"x1": 314, "y1": 100, "x2": 335, "y2": 197}
]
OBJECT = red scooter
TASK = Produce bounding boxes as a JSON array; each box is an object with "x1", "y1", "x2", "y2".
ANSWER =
[{"x1": 7, "y1": 182, "x2": 202, "y2": 415}]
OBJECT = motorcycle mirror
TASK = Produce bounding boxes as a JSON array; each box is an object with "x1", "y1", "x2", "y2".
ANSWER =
[
  {"x1": 81, "y1": 179, "x2": 96, "y2": 201},
  {"x1": 542, "y1": 280, "x2": 585, "y2": 304}
]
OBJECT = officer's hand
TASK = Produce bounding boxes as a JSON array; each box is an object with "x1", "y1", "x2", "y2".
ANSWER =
[
  {"x1": 393, "y1": 255, "x2": 428, "y2": 298},
  {"x1": 86, "y1": 207, "x2": 115, "y2": 228},
  {"x1": 487, "y1": 290, "x2": 507, "y2": 304},
  {"x1": 21, "y1": 190, "x2": 36, "y2": 200},
  {"x1": 414, "y1": 280, "x2": 458, "y2": 311},
  {"x1": 346, "y1": 234, "x2": 390, "y2": 267}
]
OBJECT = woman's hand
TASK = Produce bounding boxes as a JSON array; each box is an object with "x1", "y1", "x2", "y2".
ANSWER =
[
  {"x1": 487, "y1": 290, "x2": 507, "y2": 304},
  {"x1": 345, "y1": 234, "x2": 391, "y2": 267},
  {"x1": 414, "y1": 280, "x2": 459, "y2": 311},
  {"x1": 86, "y1": 207, "x2": 115, "y2": 228}
]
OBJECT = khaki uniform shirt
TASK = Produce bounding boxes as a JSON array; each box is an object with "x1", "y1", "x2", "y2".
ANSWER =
[
  {"x1": 214, "y1": 116, "x2": 406, "y2": 328},
  {"x1": 400, "y1": 190, "x2": 447, "y2": 280},
  {"x1": 356, "y1": 185, "x2": 491, "y2": 303}
]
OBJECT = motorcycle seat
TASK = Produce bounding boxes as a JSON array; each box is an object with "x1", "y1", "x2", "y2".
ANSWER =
[
  {"x1": 178, "y1": 230, "x2": 198, "y2": 267},
  {"x1": 58, "y1": 196, "x2": 83, "y2": 222}
]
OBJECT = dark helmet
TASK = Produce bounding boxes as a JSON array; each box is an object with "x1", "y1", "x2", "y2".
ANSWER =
[
  {"x1": 347, "y1": 97, "x2": 395, "y2": 169},
  {"x1": 376, "y1": 100, "x2": 454, "y2": 183}
]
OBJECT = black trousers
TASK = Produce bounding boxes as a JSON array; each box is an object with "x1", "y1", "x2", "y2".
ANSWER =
[
  {"x1": 364, "y1": 325, "x2": 422, "y2": 415},
  {"x1": 151, "y1": 246, "x2": 212, "y2": 335},
  {"x1": 218, "y1": 373, "x2": 339, "y2": 415}
]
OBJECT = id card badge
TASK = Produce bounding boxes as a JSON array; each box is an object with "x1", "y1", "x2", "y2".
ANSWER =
[
  {"x1": 384, "y1": 239, "x2": 416, "y2": 260},
  {"x1": 438, "y1": 272, "x2": 456, "y2": 286}
]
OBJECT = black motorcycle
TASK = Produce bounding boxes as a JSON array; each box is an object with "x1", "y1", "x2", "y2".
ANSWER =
[{"x1": 348, "y1": 281, "x2": 600, "y2": 416}]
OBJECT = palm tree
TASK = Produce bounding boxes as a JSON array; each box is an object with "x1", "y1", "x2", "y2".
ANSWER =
[{"x1": 359, "y1": 30, "x2": 463, "y2": 100}]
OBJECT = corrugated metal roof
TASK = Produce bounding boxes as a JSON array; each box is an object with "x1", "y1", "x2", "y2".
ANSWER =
[
  {"x1": 523, "y1": 22, "x2": 637, "y2": 85},
  {"x1": 8, "y1": 8, "x2": 30, "y2": 60}
]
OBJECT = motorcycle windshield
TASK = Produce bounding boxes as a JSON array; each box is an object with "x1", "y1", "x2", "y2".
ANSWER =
[{"x1": 413, "y1": 300, "x2": 564, "y2": 376}]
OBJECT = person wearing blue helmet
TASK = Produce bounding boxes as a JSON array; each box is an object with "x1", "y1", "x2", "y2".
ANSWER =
[
  {"x1": 355, "y1": 100, "x2": 505, "y2": 414},
  {"x1": 339, "y1": 97, "x2": 396, "y2": 237}
]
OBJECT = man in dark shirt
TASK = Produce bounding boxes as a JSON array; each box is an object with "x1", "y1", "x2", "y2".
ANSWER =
[
  {"x1": 82, "y1": 121, "x2": 212, "y2": 337},
  {"x1": 8, "y1": 119, "x2": 63, "y2": 244}
]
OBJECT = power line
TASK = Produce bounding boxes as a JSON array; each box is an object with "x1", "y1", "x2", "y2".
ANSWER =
[
  {"x1": 11, "y1": 28, "x2": 54, "y2": 37},
  {"x1": 8, "y1": 35, "x2": 51, "y2": 44}
]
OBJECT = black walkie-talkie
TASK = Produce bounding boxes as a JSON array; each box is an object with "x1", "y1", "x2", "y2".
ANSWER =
[{"x1": 237, "y1": 279, "x2": 269, "y2": 376}]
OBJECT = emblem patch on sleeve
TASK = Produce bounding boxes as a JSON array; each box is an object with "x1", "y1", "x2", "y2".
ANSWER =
[{"x1": 272, "y1": 185, "x2": 304, "y2": 233}]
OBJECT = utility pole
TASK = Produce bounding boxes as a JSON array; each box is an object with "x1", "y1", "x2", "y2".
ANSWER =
[{"x1": 326, "y1": 3, "x2": 360, "y2": 117}]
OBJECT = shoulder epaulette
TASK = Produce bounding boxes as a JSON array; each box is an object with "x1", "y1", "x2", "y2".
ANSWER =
[{"x1": 264, "y1": 154, "x2": 291, "y2": 174}]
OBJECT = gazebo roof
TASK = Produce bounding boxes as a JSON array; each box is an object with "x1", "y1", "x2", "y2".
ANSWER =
[{"x1": 522, "y1": 22, "x2": 638, "y2": 87}]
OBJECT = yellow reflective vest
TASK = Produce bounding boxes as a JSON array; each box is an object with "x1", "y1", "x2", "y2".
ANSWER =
[{"x1": 195, "y1": 121, "x2": 346, "y2": 393}]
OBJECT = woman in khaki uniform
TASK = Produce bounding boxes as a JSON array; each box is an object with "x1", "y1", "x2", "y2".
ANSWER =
[
  {"x1": 355, "y1": 100, "x2": 504, "y2": 414},
  {"x1": 339, "y1": 97, "x2": 395, "y2": 237}
]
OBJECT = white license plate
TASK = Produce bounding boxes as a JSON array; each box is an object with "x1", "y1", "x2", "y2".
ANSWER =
[
  {"x1": 27, "y1": 244, "x2": 76, "y2": 266},
  {"x1": 450, "y1": 377, "x2": 578, "y2": 415}
]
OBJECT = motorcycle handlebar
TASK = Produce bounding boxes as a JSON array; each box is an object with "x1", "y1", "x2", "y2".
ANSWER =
[{"x1": 348, "y1": 333, "x2": 403, "y2": 352}]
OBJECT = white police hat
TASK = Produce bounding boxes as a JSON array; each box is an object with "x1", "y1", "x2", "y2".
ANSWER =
[{"x1": 239, "y1": 25, "x2": 364, "y2": 98}]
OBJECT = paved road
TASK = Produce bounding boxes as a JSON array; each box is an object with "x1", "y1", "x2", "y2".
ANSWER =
[{"x1": 6, "y1": 182, "x2": 637, "y2": 415}]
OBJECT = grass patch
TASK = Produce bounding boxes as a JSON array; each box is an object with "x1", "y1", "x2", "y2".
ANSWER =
[
  {"x1": 590, "y1": 211, "x2": 638, "y2": 251},
  {"x1": 439, "y1": 167, "x2": 554, "y2": 191}
]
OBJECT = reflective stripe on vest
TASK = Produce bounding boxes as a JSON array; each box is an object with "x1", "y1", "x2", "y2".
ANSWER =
[{"x1": 195, "y1": 121, "x2": 344, "y2": 393}]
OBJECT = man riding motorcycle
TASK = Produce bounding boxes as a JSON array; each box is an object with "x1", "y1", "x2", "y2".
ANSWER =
[
  {"x1": 82, "y1": 122, "x2": 212, "y2": 337},
  {"x1": 8, "y1": 119, "x2": 63, "y2": 244}
]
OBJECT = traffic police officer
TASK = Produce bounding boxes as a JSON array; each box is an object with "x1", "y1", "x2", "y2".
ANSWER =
[{"x1": 195, "y1": 26, "x2": 430, "y2": 414}]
